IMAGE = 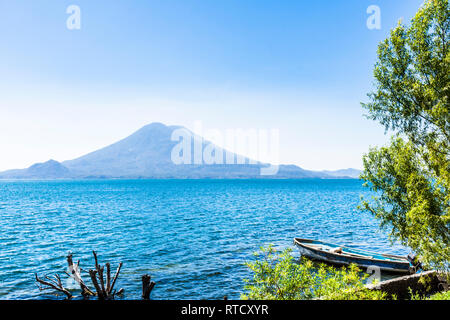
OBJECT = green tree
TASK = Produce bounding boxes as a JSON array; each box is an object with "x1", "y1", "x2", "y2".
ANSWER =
[
  {"x1": 360, "y1": 0, "x2": 449, "y2": 271},
  {"x1": 242, "y1": 246, "x2": 387, "y2": 300}
]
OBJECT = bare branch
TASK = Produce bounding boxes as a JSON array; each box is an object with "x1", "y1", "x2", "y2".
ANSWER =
[
  {"x1": 93, "y1": 251, "x2": 99, "y2": 271},
  {"x1": 89, "y1": 270, "x2": 105, "y2": 300},
  {"x1": 106, "y1": 263, "x2": 111, "y2": 293},
  {"x1": 67, "y1": 254, "x2": 95, "y2": 297},
  {"x1": 35, "y1": 273, "x2": 72, "y2": 299},
  {"x1": 98, "y1": 265, "x2": 107, "y2": 297},
  {"x1": 109, "y1": 262, "x2": 123, "y2": 295}
]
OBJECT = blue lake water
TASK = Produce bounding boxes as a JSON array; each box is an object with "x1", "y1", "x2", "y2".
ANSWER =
[{"x1": 0, "y1": 179, "x2": 408, "y2": 300}]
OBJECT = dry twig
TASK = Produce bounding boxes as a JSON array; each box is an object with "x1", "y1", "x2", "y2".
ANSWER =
[{"x1": 35, "y1": 273, "x2": 72, "y2": 299}]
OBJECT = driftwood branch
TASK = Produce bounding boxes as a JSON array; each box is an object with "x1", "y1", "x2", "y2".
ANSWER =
[
  {"x1": 35, "y1": 273, "x2": 72, "y2": 299},
  {"x1": 98, "y1": 266, "x2": 107, "y2": 296},
  {"x1": 142, "y1": 274, "x2": 156, "y2": 300},
  {"x1": 106, "y1": 263, "x2": 111, "y2": 293},
  {"x1": 109, "y1": 262, "x2": 123, "y2": 295},
  {"x1": 35, "y1": 251, "x2": 149, "y2": 300},
  {"x1": 116, "y1": 288, "x2": 125, "y2": 296},
  {"x1": 66, "y1": 254, "x2": 95, "y2": 297},
  {"x1": 87, "y1": 251, "x2": 123, "y2": 299},
  {"x1": 89, "y1": 269, "x2": 105, "y2": 299}
]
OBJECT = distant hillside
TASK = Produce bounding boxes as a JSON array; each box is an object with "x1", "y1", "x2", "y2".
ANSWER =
[
  {"x1": 0, "y1": 159, "x2": 72, "y2": 179},
  {"x1": 0, "y1": 123, "x2": 361, "y2": 179},
  {"x1": 322, "y1": 168, "x2": 361, "y2": 179}
]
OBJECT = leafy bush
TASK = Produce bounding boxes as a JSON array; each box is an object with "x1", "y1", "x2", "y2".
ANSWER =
[
  {"x1": 428, "y1": 290, "x2": 450, "y2": 300},
  {"x1": 242, "y1": 246, "x2": 387, "y2": 300}
]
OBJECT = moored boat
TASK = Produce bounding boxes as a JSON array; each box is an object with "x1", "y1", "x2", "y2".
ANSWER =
[{"x1": 293, "y1": 238, "x2": 413, "y2": 274}]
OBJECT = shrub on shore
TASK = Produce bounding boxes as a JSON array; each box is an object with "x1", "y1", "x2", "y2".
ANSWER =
[
  {"x1": 242, "y1": 246, "x2": 387, "y2": 300},
  {"x1": 428, "y1": 290, "x2": 450, "y2": 300}
]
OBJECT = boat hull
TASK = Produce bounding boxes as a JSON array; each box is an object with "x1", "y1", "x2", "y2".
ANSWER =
[{"x1": 294, "y1": 238, "x2": 412, "y2": 274}]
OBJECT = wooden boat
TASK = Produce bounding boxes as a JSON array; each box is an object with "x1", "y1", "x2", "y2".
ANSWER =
[{"x1": 293, "y1": 238, "x2": 413, "y2": 274}]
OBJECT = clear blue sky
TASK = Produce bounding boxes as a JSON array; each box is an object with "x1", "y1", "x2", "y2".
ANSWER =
[{"x1": 0, "y1": 0, "x2": 424, "y2": 171}]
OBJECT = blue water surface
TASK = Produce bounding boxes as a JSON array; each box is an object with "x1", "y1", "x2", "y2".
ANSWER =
[{"x1": 0, "y1": 179, "x2": 408, "y2": 300}]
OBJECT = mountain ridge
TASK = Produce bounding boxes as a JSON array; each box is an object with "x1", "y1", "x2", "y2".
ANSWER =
[{"x1": 0, "y1": 123, "x2": 361, "y2": 179}]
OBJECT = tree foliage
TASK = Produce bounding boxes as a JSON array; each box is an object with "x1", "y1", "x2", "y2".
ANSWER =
[
  {"x1": 242, "y1": 246, "x2": 387, "y2": 300},
  {"x1": 360, "y1": 0, "x2": 449, "y2": 271}
]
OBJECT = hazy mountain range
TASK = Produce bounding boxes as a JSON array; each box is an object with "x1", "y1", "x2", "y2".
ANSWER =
[{"x1": 0, "y1": 123, "x2": 361, "y2": 179}]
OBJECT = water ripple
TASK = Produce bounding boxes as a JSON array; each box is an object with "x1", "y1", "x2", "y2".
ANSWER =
[{"x1": 0, "y1": 179, "x2": 408, "y2": 299}]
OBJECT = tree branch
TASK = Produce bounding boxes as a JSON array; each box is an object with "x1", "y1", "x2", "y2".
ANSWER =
[{"x1": 35, "y1": 273, "x2": 72, "y2": 299}]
